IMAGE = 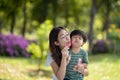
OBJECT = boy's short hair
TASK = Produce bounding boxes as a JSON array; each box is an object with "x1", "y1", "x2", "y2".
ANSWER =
[{"x1": 70, "y1": 30, "x2": 87, "y2": 43}]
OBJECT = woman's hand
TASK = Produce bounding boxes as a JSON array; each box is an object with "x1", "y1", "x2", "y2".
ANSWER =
[
  {"x1": 61, "y1": 46, "x2": 71, "y2": 65},
  {"x1": 66, "y1": 54, "x2": 71, "y2": 65}
]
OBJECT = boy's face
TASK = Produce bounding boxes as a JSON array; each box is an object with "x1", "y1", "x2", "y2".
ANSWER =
[{"x1": 71, "y1": 35, "x2": 84, "y2": 48}]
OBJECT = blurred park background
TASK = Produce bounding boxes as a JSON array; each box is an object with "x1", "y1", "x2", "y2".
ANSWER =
[{"x1": 0, "y1": 0, "x2": 120, "y2": 80}]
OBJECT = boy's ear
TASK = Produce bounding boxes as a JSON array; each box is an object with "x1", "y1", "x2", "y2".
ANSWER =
[
  {"x1": 83, "y1": 42, "x2": 85, "y2": 45},
  {"x1": 54, "y1": 41, "x2": 59, "y2": 46},
  {"x1": 81, "y1": 42, "x2": 85, "y2": 46}
]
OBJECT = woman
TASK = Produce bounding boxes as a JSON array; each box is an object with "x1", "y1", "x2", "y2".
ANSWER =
[{"x1": 46, "y1": 27, "x2": 85, "y2": 80}]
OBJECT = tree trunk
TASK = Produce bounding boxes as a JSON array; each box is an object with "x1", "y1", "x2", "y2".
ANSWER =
[
  {"x1": 52, "y1": 0, "x2": 57, "y2": 27},
  {"x1": 73, "y1": 0, "x2": 79, "y2": 26},
  {"x1": 64, "y1": 0, "x2": 69, "y2": 27},
  {"x1": 0, "y1": 25, "x2": 1, "y2": 34},
  {"x1": 102, "y1": 0, "x2": 110, "y2": 39},
  {"x1": 0, "y1": 18, "x2": 3, "y2": 34},
  {"x1": 39, "y1": 0, "x2": 49, "y2": 23},
  {"x1": 88, "y1": 0, "x2": 96, "y2": 53},
  {"x1": 10, "y1": 12, "x2": 15, "y2": 34},
  {"x1": 21, "y1": 0, "x2": 27, "y2": 37}
]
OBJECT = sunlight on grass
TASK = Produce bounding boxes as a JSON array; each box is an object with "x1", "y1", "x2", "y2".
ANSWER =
[
  {"x1": 0, "y1": 57, "x2": 51, "y2": 80},
  {"x1": 0, "y1": 54, "x2": 120, "y2": 80},
  {"x1": 85, "y1": 54, "x2": 120, "y2": 80}
]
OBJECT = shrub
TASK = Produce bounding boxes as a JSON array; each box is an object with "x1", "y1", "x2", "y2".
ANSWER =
[
  {"x1": 108, "y1": 24, "x2": 120, "y2": 40},
  {"x1": 36, "y1": 20, "x2": 53, "y2": 59},
  {"x1": 0, "y1": 34, "x2": 30, "y2": 57},
  {"x1": 92, "y1": 40, "x2": 114, "y2": 54},
  {"x1": 26, "y1": 43, "x2": 41, "y2": 58}
]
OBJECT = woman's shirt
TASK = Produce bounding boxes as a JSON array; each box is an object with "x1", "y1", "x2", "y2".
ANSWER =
[{"x1": 46, "y1": 53, "x2": 58, "y2": 80}]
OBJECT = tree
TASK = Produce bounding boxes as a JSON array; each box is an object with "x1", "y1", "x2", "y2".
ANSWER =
[
  {"x1": 51, "y1": 0, "x2": 58, "y2": 27},
  {"x1": 31, "y1": 0, "x2": 50, "y2": 23},
  {"x1": 88, "y1": 0, "x2": 104, "y2": 53},
  {"x1": 0, "y1": 0, "x2": 23, "y2": 34},
  {"x1": 0, "y1": 17, "x2": 4, "y2": 34},
  {"x1": 21, "y1": 0, "x2": 27, "y2": 37},
  {"x1": 102, "y1": 0, "x2": 119, "y2": 39}
]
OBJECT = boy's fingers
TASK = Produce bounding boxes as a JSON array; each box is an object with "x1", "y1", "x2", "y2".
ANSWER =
[{"x1": 73, "y1": 67, "x2": 77, "y2": 71}]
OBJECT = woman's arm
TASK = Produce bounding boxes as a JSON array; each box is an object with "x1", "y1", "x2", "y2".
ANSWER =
[
  {"x1": 51, "y1": 46, "x2": 71, "y2": 80},
  {"x1": 51, "y1": 49, "x2": 71, "y2": 80},
  {"x1": 51, "y1": 57, "x2": 67, "y2": 80}
]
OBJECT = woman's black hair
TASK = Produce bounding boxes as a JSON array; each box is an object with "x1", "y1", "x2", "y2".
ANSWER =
[{"x1": 49, "y1": 26, "x2": 65, "y2": 66}]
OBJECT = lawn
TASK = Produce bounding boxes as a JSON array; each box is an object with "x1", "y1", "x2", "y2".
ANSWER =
[
  {"x1": 0, "y1": 57, "x2": 52, "y2": 80},
  {"x1": 85, "y1": 54, "x2": 120, "y2": 80},
  {"x1": 0, "y1": 54, "x2": 120, "y2": 80}
]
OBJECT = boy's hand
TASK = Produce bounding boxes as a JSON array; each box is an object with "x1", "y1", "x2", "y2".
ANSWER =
[{"x1": 73, "y1": 64, "x2": 84, "y2": 74}]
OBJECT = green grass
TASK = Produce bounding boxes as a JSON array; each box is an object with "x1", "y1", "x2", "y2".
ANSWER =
[
  {"x1": 85, "y1": 54, "x2": 120, "y2": 80},
  {"x1": 0, "y1": 54, "x2": 120, "y2": 80},
  {"x1": 0, "y1": 57, "x2": 52, "y2": 80}
]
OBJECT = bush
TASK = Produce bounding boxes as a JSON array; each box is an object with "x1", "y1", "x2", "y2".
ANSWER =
[
  {"x1": 36, "y1": 20, "x2": 53, "y2": 59},
  {"x1": 92, "y1": 40, "x2": 114, "y2": 54},
  {"x1": 108, "y1": 24, "x2": 120, "y2": 40},
  {"x1": 0, "y1": 34, "x2": 30, "y2": 57},
  {"x1": 26, "y1": 43, "x2": 41, "y2": 58}
]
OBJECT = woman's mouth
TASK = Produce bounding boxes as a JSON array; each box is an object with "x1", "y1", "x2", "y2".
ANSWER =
[{"x1": 66, "y1": 41, "x2": 71, "y2": 48}]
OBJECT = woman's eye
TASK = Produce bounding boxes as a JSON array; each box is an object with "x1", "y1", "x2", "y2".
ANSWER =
[
  {"x1": 61, "y1": 33, "x2": 69, "y2": 38},
  {"x1": 66, "y1": 33, "x2": 69, "y2": 36},
  {"x1": 61, "y1": 35, "x2": 65, "y2": 38},
  {"x1": 62, "y1": 37, "x2": 65, "y2": 38}
]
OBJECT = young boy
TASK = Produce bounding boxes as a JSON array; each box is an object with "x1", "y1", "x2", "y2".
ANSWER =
[{"x1": 65, "y1": 29, "x2": 89, "y2": 80}]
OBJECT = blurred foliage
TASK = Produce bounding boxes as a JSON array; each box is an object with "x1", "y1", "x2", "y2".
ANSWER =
[
  {"x1": 31, "y1": 0, "x2": 50, "y2": 23},
  {"x1": 26, "y1": 43, "x2": 41, "y2": 58},
  {"x1": 0, "y1": 0, "x2": 23, "y2": 18},
  {"x1": 0, "y1": 0, "x2": 120, "y2": 56},
  {"x1": 0, "y1": 34, "x2": 30, "y2": 57},
  {"x1": 108, "y1": 24, "x2": 120, "y2": 40},
  {"x1": 37, "y1": 20, "x2": 53, "y2": 59},
  {"x1": 92, "y1": 40, "x2": 114, "y2": 54},
  {"x1": 25, "y1": 20, "x2": 53, "y2": 59},
  {"x1": 107, "y1": 24, "x2": 120, "y2": 54}
]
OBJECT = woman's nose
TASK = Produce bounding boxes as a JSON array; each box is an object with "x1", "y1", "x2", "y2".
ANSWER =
[{"x1": 66, "y1": 36, "x2": 70, "y2": 41}]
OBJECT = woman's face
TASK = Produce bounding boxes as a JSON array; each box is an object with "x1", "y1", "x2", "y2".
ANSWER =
[{"x1": 55, "y1": 29, "x2": 70, "y2": 49}]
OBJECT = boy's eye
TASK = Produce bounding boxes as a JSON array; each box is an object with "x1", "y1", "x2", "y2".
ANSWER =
[
  {"x1": 79, "y1": 37, "x2": 83, "y2": 40},
  {"x1": 79, "y1": 37, "x2": 82, "y2": 40}
]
